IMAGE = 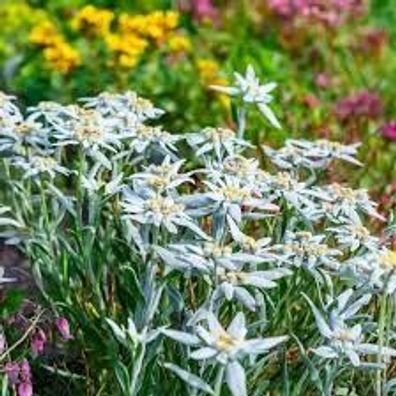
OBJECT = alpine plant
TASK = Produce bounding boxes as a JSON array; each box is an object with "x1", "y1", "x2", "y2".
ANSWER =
[{"x1": 1, "y1": 66, "x2": 395, "y2": 396}]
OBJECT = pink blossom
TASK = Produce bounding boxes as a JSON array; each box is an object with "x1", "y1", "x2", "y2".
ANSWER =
[
  {"x1": 334, "y1": 90, "x2": 383, "y2": 122},
  {"x1": 380, "y1": 122, "x2": 396, "y2": 141},
  {"x1": 268, "y1": 0, "x2": 366, "y2": 27},
  {"x1": 30, "y1": 328, "x2": 46, "y2": 355},
  {"x1": 55, "y1": 317, "x2": 73, "y2": 340},
  {"x1": 20, "y1": 360, "x2": 31, "y2": 383},
  {"x1": 314, "y1": 73, "x2": 332, "y2": 89},
  {"x1": 5, "y1": 362, "x2": 20, "y2": 385},
  {"x1": 17, "y1": 382, "x2": 33, "y2": 396},
  {"x1": 179, "y1": 0, "x2": 218, "y2": 23}
]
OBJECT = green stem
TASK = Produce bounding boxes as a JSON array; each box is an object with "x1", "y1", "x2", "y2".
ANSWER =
[
  {"x1": 376, "y1": 294, "x2": 388, "y2": 396},
  {"x1": 129, "y1": 342, "x2": 146, "y2": 396},
  {"x1": 214, "y1": 365, "x2": 225, "y2": 396}
]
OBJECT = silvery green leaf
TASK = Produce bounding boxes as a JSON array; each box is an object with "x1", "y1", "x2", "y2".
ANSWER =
[
  {"x1": 234, "y1": 287, "x2": 256, "y2": 311},
  {"x1": 356, "y1": 343, "x2": 396, "y2": 356},
  {"x1": 257, "y1": 103, "x2": 281, "y2": 129},
  {"x1": 126, "y1": 318, "x2": 137, "y2": 340},
  {"x1": 0, "y1": 206, "x2": 11, "y2": 215},
  {"x1": 303, "y1": 294, "x2": 332, "y2": 339},
  {"x1": 162, "y1": 329, "x2": 200, "y2": 346},
  {"x1": 345, "y1": 349, "x2": 361, "y2": 367},
  {"x1": 227, "y1": 312, "x2": 247, "y2": 339},
  {"x1": 341, "y1": 294, "x2": 371, "y2": 319},
  {"x1": 163, "y1": 363, "x2": 214, "y2": 395},
  {"x1": 242, "y1": 336, "x2": 288, "y2": 354},
  {"x1": 190, "y1": 347, "x2": 218, "y2": 360},
  {"x1": 312, "y1": 346, "x2": 338, "y2": 359},
  {"x1": 226, "y1": 361, "x2": 247, "y2": 396},
  {"x1": 106, "y1": 319, "x2": 126, "y2": 344},
  {"x1": 0, "y1": 218, "x2": 21, "y2": 228}
]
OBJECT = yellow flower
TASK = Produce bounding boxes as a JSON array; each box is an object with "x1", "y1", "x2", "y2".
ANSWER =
[
  {"x1": 29, "y1": 20, "x2": 61, "y2": 47},
  {"x1": 168, "y1": 34, "x2": 192, "y2": 53},
  {"x1": 43, "y1": 40, "x2": 81, "y2": 74},
  {"x1": 71, "y1": 5, "x2": 114, "y2": 36},
  {"x1": 197, "y1": 59, "x2": 220, "y2": 83},
  {"x1": 118, "y1": 10, "x2": 180, "y2": 43},
  {"x1": 105, "y1": 32, "x2": 148, "y2": 69},
  {"x1": 118, "y1": 14, "x2": 148, "y2": 35},
  {"x1": 197, "y1": 59, "x2": 230, "y2": 109}
]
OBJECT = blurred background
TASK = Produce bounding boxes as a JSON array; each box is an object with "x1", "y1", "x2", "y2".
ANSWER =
[{"x1": 0, "y1": 0, "x2": 395, "y2": 212}]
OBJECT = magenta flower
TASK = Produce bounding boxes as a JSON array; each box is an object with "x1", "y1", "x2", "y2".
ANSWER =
[
  {"x1": 334, "y1": 90, "x2": 383, "y2": 122},
  {"x1": 380, "y1": 122, "x2": 396, "y2": 141},
  {"x1": 55, "y1": 317, "x2": 73, "y2": 340},
  {"x1": 30, "y1": 328, "x2": 46, "y2": 355},
  {"x1": 5, "y1": 362, "x2": 20, "y2": 385},
  {"x1": 17, "y1": 382, "x2": 33, "y2": 396},
  {"x1": 315, "y1": 73, "x2": 332, "y2": 89},
  {"x1": 179, "y1": 0, "x2": 218, "y2": 23},
  {"x1": 268, "y1": 0, "x2": 366, "y2": 27},
  {"x1": 194, "y1": 0, "x2": 218, "y2": 20},
  {"x1": 20, "y1": 360, "x2": 31, "y2": 382}
]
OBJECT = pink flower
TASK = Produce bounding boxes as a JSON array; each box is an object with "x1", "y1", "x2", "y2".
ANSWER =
[
  {"x1": 334, "y1": 90, "x2": 383, "y2": 122},
  {"x1": 179, "y1": 0, "x2": 218, "y2": 23},
  {"x1": 194, "y1": 0, "x2": 217, "y2": 20},
  {"x1": 17, "y1": 382, "x2": 33, "y2": 396},
  {"x1": 55, "y1": 317, "x2": 73, "y2": 340},
  {"x1": 30, "y1": 328, "x2": 46, "y2": 355},
  {"x1": 314, "y1": 73, "x2": 332, "y2": 89},
  {"x1": 20, "y1": 360, "x2": 31, "y2": 383},
  {"x1": 380, "y1": 122, "x2": 396, "y2": 141},
  {"x1": 268, "y1": 0, "x2": 366, "y2": 27},
  {"x1": 5, "y1": 362, "x2": 20, "y2": 385}
]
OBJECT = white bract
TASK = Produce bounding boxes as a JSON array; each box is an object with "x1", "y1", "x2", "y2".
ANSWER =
[
  {"x1": 163, "y1": 312, "x2": 287, "y2": 396},
  {"x1": 211, "y1": 65, "x2": 281, "y2": 129}
]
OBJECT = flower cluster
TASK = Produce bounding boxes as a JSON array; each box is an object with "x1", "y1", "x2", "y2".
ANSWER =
[
  {"x1": 267, "y1": 0, "x2": 366, "y2": 28},
  {"x1": 1, "y1": 65, "x2": 395, "y2": 395},
  {"x1": 334, "y1": 90, "x2": 383, "y2": 123},
  {"x1": 71, "y1": 5, "x2": 114, "y2": 36},
  {"x1": 29, "y1": 20, "x2": 81, "y2": 73}
]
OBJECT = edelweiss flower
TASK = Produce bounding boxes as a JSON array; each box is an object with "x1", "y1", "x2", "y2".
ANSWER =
[
  {"x1": 327, "y1": 220, "x2": 379, "y2": 252},
  {"x1": 274, "y1": 231, "x2": 342, "y2": 276},
  {"x1": 186, "y1": 127, "x2": 251, "y2": 160},
  {"x1": 128, "y1": 124, "x2": 180, "y2": 157},
  {"x1": 12, "y1": 152, "x2": 71, "y2": 179},
  {"x1": 319, "y1": 183, "x2": 384, "y2": 223},
  {"x1": 259, "y1": 171, "x2": 323, "y2": 212},
  {"x1": 305, "y1": 294, "x2": 396, "y2": 367},
  {"x1": 157, "y1": 241, "x2": 263, "y2": 273},
  {"x1": 212, "y1": 266, "x2": 290, "y2": 310},
  {"x1": 0, "y1": 92, "x2": 22, "y2": 122},
  {"x1": 0, "y1": 118, "x2": 49, "y2": 154},
  {"x1": 131, "y1": 157, "x2": 193, "y2": 192},
  {"x1": 210, "y1": 65, "x2": 281, "y2": 129},
  {"x1": 81, "y1": 90, "x2": 165, "y2": 122},
  {"x1": 347, "y1": 248, "x2": 396, "y2": 294},
  {"x1": 163, "y1": 312, "x2": 287, "y2": 396},
  {"x1": 263, "y1": 139, "x2": 361, "y2": 171},
  {"x1": 200, "y1": 176, "x2": 279, "y2": 226},
  {"x1": 122, "y1": 188, "x2": 205, "y2": 236}
]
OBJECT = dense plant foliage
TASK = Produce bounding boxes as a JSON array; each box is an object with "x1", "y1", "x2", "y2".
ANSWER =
[
  {"x1": 1, "y1": 66, "x2": 396, "y2": 395},
  {"x1": 0, "y1": 1, "x2": 395, "y2": 204}
]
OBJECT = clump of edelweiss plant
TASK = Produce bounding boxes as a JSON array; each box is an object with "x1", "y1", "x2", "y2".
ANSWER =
[{"x1": 1, "y1": 66, "x2": 396, "y2": 395}]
